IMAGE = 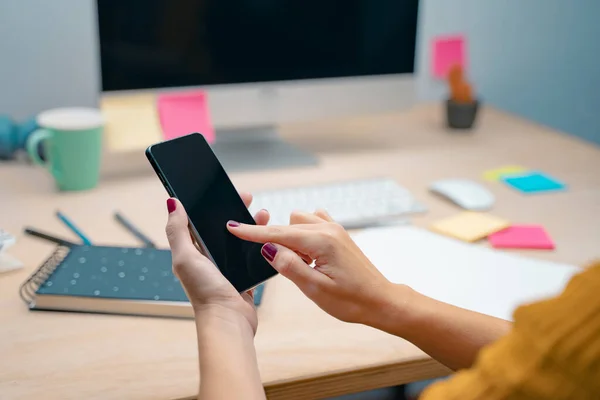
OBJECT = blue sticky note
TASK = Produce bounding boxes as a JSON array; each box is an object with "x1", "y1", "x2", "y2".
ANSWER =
[{"x1": 502, "y1": 172, "x2": 566, "y2": 194}]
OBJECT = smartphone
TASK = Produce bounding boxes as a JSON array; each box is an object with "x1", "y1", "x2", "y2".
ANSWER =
[{"x1": 145, "y1": 133, "x2": 278, "y2": 292}]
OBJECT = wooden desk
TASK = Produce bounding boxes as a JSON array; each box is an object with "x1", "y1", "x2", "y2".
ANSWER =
[{"x1": 1, "y1": 104, "x2": 599, "y2": 399}]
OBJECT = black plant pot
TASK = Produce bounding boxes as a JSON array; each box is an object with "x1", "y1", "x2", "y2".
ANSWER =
[{"x1": 446, "y1": 99, "x2": 479, "y2": 130}]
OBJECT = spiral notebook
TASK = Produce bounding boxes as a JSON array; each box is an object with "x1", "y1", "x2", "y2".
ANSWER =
[{"x1": 20, "y1": 245, "x2": 194, "y2": 318}]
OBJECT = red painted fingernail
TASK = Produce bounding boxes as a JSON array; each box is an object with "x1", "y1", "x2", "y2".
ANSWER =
[
  {"x1": 227, "y1": 220, "x2": 240, "y2": 227},
  {"x1": 167, "y1": 198, "x2": 176, "y2": 213},
  {"x1": 261, "y1": 243, "x2": 277, "y2": 262}
]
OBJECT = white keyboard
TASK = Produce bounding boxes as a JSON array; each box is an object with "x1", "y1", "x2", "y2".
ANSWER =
[{"x1": 249, "y1": 178, "x2": 426, "y2": 229}]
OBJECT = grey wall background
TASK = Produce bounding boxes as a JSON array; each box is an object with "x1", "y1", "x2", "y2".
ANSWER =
[
  {"x1": 416, "y1": 0, "x2": 600, "y2": 145},
  {"x1": 0, "y1": 0, "x2": 100, "y2": 121},
  {"x1": 1, "y1": 0, "x2": 599, "y2": 145}
]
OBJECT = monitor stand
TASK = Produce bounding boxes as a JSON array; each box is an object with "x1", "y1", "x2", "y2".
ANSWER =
[{"x1": 211, "y1": 126, "x2": 319, "y2": 173}]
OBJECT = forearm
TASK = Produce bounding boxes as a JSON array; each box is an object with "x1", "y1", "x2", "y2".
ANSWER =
[
  {"x1": 195, "y1": 306, "x2": 265, "y2": 400},
  {"x1": 371, "y1": 284, "x2": 511, "y2": 371}
]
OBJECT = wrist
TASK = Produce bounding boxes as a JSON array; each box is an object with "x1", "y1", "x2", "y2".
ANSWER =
[
  {"x1": 195, "y1": 304, "x2": 255, "y2": 338},
  {"x1": 363, "y1": 283, "x2": 420, "y2": 337}
]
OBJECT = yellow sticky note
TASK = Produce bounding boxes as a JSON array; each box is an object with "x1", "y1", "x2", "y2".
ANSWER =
[
  {"x1": 430, "y1": 212, "x2": 510, "y2": 242},
  {"x1": 101, "y1": 94, "x2": 163, "y2": 153},
  {"x1": 483, "y1": 166, "x2": 528, "y2": 182}
]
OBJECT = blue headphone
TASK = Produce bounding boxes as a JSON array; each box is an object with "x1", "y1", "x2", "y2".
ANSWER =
[{"x1": 0, "y1": 115, "x2": 39, "y2": 159}]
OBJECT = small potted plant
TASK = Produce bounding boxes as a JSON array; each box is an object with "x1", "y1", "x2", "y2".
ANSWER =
[{"x1": 446, "y1": 65, "x2": 479, "y2": 130}]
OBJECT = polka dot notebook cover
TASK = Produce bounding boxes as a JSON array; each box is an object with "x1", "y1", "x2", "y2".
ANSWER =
[{"x1": 20, "y1": 245, "x2": 194, "y2": 318}]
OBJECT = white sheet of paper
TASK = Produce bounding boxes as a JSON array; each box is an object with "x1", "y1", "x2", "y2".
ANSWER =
[
  {"x1": 0, "y1": 229, "x2": 22, "y2": 273},
  {"x1": 351, "y1": 226, "x2": 580, "y2": 321},
  {"x1": 0, "y1": 253, "x2": 23, "y2": 273}
]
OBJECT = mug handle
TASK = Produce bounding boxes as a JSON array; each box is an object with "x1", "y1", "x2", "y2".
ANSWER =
[
  {"x1": 27, "y1": 129, "x2": 63, "y2": 185},
  {"x1": 26, "y1": 129, "x2": 52, "y2": 166}
]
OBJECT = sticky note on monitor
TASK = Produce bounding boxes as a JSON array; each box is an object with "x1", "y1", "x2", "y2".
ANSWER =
[
  {"x1": 157, "y1": 90, "x2": 215, "y2": 143},
  {"x1": 430, "y1": 212, "x2": 510, "y2": 242},
  {"x1": 502, "y1": 172, "x2": 566, "y2": 194},
  {"x1": 101, "y1": 94, "x2": 163, "y2": 152},
  {"x1": 489, "y1": 225, "x2": 555, "y2": 250},
  {"x1": 432, "y1": 35, "x2": 466, "y2": 79}
]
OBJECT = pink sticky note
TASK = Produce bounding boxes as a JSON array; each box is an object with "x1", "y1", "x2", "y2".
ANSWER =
[
  {"x1": 488, "y1": 225, "x2": 555, "y2": 250},
  {"x1": 432, "y1": 35, "x2": 466, "y2": 79},
  {"x1": 157, "y1": 90, "x2": 215, "y2": 143}
]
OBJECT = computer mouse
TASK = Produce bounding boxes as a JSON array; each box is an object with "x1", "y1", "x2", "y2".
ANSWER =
[{"x1": 429, "y1": 179, "x2": 495, "y2": 211}]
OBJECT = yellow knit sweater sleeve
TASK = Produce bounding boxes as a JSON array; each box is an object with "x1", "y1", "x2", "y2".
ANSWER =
[{"x1": 420, "y1": 262, "x2": 600, "y2": 400}]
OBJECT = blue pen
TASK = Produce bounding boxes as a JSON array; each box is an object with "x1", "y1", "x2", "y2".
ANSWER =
[
  {"x1": 253, "y1": 283, "x2": 265, "y2": 306},
  {"x1": 55, "y1": 211, "x2": 93, "y2": 245}
]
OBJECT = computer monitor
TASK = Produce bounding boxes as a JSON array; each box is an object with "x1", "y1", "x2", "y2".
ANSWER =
[{"x1": 97, "y1": 0, "x2": 419, "y2": 171}]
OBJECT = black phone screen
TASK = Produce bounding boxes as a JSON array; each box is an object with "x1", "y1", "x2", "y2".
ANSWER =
[{"x1": 146, "y1": 133, "x2": 277, "y2": 292}]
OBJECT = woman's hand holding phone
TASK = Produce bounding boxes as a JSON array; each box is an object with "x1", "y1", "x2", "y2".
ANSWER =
[{"x1": 165, "y1": 192, "x2": 269, "y2": 334}]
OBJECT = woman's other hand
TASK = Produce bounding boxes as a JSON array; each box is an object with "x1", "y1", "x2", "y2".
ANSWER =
[
  {"x1": 165, "y1": 193, "x2": 269, "y2": 334},
  {"x1": 227, "y1": 210, "x2": 404, "y2": 326},
  {"x1": 228, "y1": 209, "x2": 512, "y2": 372}
]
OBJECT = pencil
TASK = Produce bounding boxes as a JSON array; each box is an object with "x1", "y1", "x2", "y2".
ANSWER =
[
  {"x1": 114, "y1": 211, "x2": 156, "y2": 248},
  {"x1": 55, "y1": 211, "x2": 93, "y2": 245},
  {"x1": 24, "y1": 227, "x2": 78, "y2": 247}
]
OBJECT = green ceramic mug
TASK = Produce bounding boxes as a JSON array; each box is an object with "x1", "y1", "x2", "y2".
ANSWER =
[{"x1": 26, "y1": 108, "x2": 104, "y2": 191}]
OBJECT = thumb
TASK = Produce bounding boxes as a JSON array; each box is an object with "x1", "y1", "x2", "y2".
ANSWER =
[
  {"x1": 165, "y1": 198, "x2": 196, "y2": 258},
  {"x1": 261, "y1": 242, "x2": 329, "y2": 295}
]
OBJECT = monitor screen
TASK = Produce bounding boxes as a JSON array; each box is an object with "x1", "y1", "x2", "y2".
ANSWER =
[{"x1": 97, "y1": 0, "x2": 419, "y2": 92}]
